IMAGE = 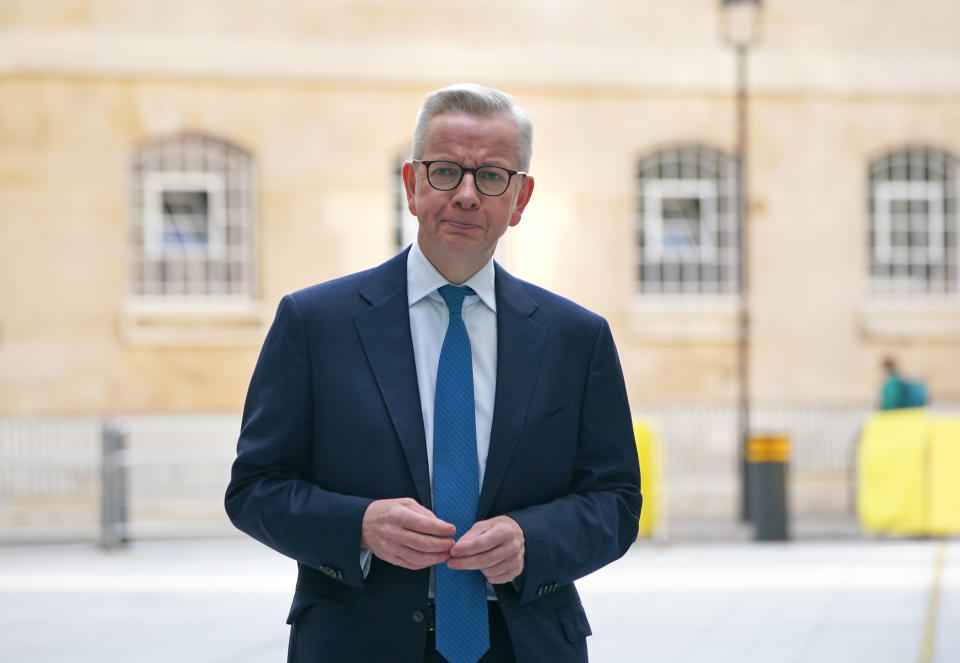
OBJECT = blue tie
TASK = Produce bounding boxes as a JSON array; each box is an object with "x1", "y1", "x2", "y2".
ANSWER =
[{"x1": 434, "y1": 285, "x2": 489, "y2": 663}]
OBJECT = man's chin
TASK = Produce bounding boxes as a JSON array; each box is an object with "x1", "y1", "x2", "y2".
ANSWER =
[
  {"x1": 424, "y1": 238, "x2": 495, "y2": 267},
  {"x1": 435, "y1": 231, "x2": 486, "y2": 251}
]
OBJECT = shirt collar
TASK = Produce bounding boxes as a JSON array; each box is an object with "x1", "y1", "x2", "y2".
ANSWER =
[{"x1": 407, "y1": 241, "x2": 497, "y2": 313}]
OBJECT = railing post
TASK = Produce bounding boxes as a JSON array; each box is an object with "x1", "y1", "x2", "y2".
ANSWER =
[{"x1": 100, "y1": 422, "x2": 129, "y2": 550}]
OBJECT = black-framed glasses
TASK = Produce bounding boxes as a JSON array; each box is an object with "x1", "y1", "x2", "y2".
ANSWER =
[{"x1": 412, "y1": 159, "x2": 526, "y2": 197}]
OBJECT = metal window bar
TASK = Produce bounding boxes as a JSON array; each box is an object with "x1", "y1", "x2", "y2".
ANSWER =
[
  {"x1": 636, "y1": 145, "x2": 740, "y2": 297},
  {"x1": 869, "y1": 146, "x2": 958, "y2": 298},
  {"x1": 129, "y1": 134, "x2": 256, "y2": 302}
]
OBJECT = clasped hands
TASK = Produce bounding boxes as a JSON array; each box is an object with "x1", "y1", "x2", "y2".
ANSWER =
[{"x1": 361, "y1": 498, "x2": 525, "y2": 585}]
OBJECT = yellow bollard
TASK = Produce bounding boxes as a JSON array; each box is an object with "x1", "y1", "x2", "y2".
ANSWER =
[{"x1": 634, "y1": 419, "x2": 661, "y2": 538}]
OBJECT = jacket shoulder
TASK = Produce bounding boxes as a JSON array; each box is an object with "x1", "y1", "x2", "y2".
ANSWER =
[
  {"x1": 281, "y1": 251, "x2": 407, "y2": 320},
  {"x1": 504, "y1": 273, "x2": 606, "y2": 330}
]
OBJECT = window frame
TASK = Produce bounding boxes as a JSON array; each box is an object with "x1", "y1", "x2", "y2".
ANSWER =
[
  {"x1": 142, "y1": 171, "x2": 227, "y2": 262},
  {"x1": 867, "y1": 146, "x2": 958, "y2": 299},
  {"x1": 635, "y1": 145, "x2": 740, "y2": 299},
  {"x1": 123, "y1": 134, "x2": 264, "y2": 345},
  {"x1": 643, "y1": 178, "x2": 720, "y2": 264},
  {"x1": 128, "y1": 134, "x2": 257, "y2": 309}
]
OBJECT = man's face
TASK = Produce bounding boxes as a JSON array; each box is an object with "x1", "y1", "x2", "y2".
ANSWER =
[{"x1": 403, "y1": 112, "x2": 534, "y2": 278}]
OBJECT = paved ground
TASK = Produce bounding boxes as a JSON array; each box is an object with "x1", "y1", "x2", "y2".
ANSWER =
[{"x1": 0, "y1": 536, "x2": 956, "y2": 662}]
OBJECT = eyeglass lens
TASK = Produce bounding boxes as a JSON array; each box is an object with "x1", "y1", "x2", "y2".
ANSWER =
[{"x1": 426, "y1": 161, "x2": 511, "y2": 196}]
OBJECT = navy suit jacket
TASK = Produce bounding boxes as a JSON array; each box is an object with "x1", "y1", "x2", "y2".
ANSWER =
[{"x1": 225, "y1": 248, "x2": 642, "y2": 663}]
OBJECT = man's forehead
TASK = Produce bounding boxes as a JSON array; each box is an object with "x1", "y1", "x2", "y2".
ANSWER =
[
  {"x1": 422, "y1": 112, "x2": 520, "y2": 158},
  {"x1": 425, "y1": 112, "x2": 517, "y2": 140}
]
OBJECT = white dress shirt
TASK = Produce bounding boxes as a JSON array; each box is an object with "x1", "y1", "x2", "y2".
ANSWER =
[{"x1": 407, "y1": 240, "x2": 497, "y2": 493}]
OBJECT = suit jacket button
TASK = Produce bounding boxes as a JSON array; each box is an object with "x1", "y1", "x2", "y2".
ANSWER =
[{"x1": 411, "y1": 610, "x2": 425, "y2": 624}]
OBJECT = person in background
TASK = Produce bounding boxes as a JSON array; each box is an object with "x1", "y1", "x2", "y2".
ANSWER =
[{"x1": 880, "y1": 356, "x2": 928, "y2": 410}]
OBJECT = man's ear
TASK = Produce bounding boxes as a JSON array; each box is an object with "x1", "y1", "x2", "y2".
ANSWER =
[
  {"x1": 402, "y1": 161, "x2": 418, "y2": 217},
  {"x1": 509, "y1": 175, "x2": 534, "y2": 228}
]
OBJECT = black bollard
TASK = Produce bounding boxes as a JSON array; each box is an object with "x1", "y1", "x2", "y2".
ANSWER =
[{"x1": 747, "y1": 433, "x2": 790, "y2": 541}]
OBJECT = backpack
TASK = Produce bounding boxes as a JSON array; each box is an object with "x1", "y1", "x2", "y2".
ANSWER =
[{"x1": 902, "y1": 380, "x2": 928, "y2": 408}]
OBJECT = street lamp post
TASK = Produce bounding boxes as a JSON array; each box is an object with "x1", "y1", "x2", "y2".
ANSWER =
[{"x1": 720, "y1": 0, "x2": 763, "y2": 522}]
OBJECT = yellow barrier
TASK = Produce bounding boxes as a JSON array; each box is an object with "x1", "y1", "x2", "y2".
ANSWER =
[
  {"x1": 634, "y1": 419, "x2": 661, "y2": 538},
  {"x1": 857, "y1": 409, "x2": 960, "y2": 536},
  {"x1": 927, "y1": 419, "x2": 960, "y2": 535}
]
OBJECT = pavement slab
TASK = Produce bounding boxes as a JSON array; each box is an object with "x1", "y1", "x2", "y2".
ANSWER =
[{"x1": 0, "y1": 537, "x2": 955, "y2": 662}]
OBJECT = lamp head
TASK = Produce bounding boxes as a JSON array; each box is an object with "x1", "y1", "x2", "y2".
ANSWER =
[{"x1": 720, "y1": 0, "x2": 764, "y2": 47}]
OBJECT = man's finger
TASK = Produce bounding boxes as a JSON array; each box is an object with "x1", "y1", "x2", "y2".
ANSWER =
[
  {"x1": 449, "y1": 523, "x2": 496, "y2": 556},
  {"x1": 482, "y1": 565, "x2": 522, "y2": 585},
  {"x1": 484, "y1": 567, "x2": 522, "y2": 585},
  {"x1": 403, "y1": 512, "x2": 456, "y2": 538},
  {"x1": 396, "y1": 503, "x2": 457, "y2": 538},
  {"x1": 398, "y1": 530, "x2": 456, "y2": 554},
  {"x1": 399, "y1": 498, "x2": 442, "y2": 518},
  {"x1": 478, "y1": 555, "x2": 521, "y2": 580},
  {"x1": 452, "y1": 516, "x2": 522, "y2": 557},
  {"x1": 446, "y1": 547, "x2": 504, "y2": 571},
  {"x1": 395, "y1": 547, "x2": 452, "y2": 570}
]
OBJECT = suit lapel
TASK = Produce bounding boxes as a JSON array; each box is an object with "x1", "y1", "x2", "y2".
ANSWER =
[
  {"x1": 478, "y1": 265, "x2": 546, "y2": 519},
  {"x1": 354, "y1": 250, "x2": 432, "y2": 508}
]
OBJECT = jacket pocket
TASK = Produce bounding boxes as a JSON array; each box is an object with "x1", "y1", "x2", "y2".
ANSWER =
[
  {"x1": 524, "y1": 403, "x2": 573, "y2": 427},
  {"x1": 519, "y1": 404, "x2": 575, "y2": 445},
  {"x1": 286, "y1": 589, "x2": 345, "y2": 624},
  {"x1": 556, "y1": 601, "x2": 592, "y2": 643}
]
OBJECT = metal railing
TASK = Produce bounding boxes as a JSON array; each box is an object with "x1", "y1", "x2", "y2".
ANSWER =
[
  {"x1": 633, "y1": 403, "x2": 875, "y2": 521},
  {"x1": 2, "y1": 404, "x2": 954, "y2": 544},
  {"x1": 0, "y1": 414, "x2": 239, "y2": 545}
]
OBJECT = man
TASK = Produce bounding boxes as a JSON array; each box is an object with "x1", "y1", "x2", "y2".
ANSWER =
[{"x1": 226, "y1": 83, "x2": 642, "y2": 663}]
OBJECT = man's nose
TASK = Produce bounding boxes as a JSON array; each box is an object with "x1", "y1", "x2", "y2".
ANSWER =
[{"x1": 451, "y1": 172, "x2": 481, "y2": 209}]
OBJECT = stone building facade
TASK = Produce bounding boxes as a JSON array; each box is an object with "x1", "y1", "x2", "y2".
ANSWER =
[{"x1": 2, "y1": 0, "x2": 960, "y2": 417}]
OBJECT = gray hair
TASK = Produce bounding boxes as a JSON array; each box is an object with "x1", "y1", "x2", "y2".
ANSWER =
[{"x1": 411, "y1": 83, "x2": 534, "y2": 172}]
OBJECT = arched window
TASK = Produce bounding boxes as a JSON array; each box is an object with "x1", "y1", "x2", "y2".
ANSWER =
[
  {"x1": 636, "y1": 145, "x2": 739, "y2": 296},
  {"x1": 868, "y1": 146, "x2": 958, "y2": 296},
  {"x1": 129, "y1": 134, "x2": 257, "y2": 304}
]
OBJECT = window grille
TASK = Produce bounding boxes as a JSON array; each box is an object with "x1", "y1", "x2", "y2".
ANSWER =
[
  {"x1": 636, "y1": 145, "x2": 740, "y2": 296},
  {"x1": 129, "y1": 134, "x2": 256, "y2": 304},
  {"x1": 868, "y1": 146, "x2": 958, "y2": 297}
]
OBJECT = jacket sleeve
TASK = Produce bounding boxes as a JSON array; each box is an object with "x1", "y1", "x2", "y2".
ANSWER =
[
  {"x1": 224, "y1": 294, "x2": 372, "y2": 588},
  {"x1": 506, "y1": 319, "x2": 642, "y2": 605}
]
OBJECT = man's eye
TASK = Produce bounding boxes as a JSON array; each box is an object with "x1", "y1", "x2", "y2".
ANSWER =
[
  {"x1": 479, "y1": 169, "x2": 506, "y2": 183},
  {"x1": 432, "y1": 167, "x2": 458, "y2": 178}
]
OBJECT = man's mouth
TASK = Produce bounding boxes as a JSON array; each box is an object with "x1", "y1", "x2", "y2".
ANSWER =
[{"x1": 442, "y1": 219, "x2": 480, "y2": 231}]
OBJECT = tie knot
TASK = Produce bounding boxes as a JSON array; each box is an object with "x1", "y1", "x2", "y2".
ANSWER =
[{"x1": 438, "y1": 284, "x2": 474, "y2": 316}]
